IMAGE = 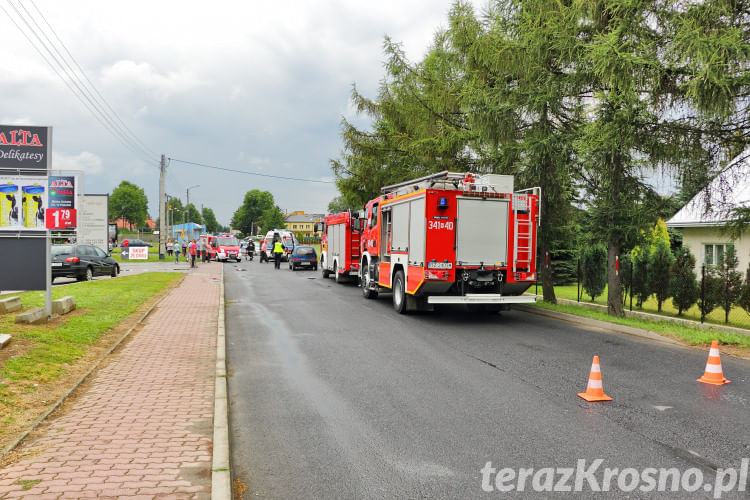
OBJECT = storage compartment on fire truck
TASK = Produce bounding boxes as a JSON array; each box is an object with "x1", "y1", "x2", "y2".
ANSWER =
[{"x1": 455, "y1": 197, "x2": 509, "y2": 267}]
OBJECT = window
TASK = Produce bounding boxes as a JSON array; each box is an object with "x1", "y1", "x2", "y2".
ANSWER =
[
  {"x1": 293, "y1": 224, "x2": 297, "y2": 229},
  {"x1": 704, "y1": 243, "x2": 734, "y2": 266},
  {"x1": 369, "y1": 204, "x2": 379, "y2": 228}
]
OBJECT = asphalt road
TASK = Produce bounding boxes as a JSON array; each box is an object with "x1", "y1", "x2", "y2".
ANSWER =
[{"x1": 225, "y1": 260, "x2": 750, "y2": 499}]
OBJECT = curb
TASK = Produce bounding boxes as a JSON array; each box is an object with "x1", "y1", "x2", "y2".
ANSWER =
[
  {"x1": 211, "y1": 265, "x2": 231, "y2": 500},
  {"x1": 513, "y1": 304, "x2": 684, "y2": 346},
  {"x1": 0, "y1": 280, "x2": 175, "y2": 460}
]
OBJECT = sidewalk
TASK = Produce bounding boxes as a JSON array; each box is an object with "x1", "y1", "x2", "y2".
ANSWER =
[{"x1": 0, "y1": 263, "x2": 222, "y2": 499}]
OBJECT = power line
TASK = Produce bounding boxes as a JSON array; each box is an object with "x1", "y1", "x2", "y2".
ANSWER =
[
  {"x1": 168, "y1": 158, "x2": 335, "y2": 184},
  {"x1": 28, "y1": 0, "x2": 158, "y2": 159},
  {"x1": 0, "y1": 1, "x2": 156, "y2": 166}
]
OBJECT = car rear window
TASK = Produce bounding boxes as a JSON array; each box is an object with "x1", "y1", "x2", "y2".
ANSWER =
[
  {"x1": 52, "y1": 245, "x2": 74, "y2": 256},
  {"x1": 296, "y1": 247, "x2": 315, "y2": 256}
]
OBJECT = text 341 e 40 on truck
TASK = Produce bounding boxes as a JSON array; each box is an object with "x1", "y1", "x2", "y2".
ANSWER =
[{"x1": 323, "y1": 171, "x2": 540, "y2": 314}]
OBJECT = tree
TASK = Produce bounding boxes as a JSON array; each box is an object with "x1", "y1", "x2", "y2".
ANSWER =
[
  {"x1": 109, "y1": 181, "x2": 148, "y2": 229},
  {"x1": 671, "y1": 247, "x2": 699, "y2": 316},
  {"x1": 632, "y1": 249, "x2": 651, "y2": 309},
  {"x1": 739, "y1": 263, "x2": 750, "y2": 317},
  {"x1": 698, "y1": 269, "x2": 721, "y2": 321},
  {"x1": 328, "y1": 195, "x2": 358, "y2": 214},
  {"x1": 582, "y1": 244, "x2": 607, "y2": 302},
  {"x1": 168, "y1": 198, "x2": 185, "y2": 228},
  {"x1": 184, "y1": 203, "x2": 202, "y2": 225},
  {"x1": 259, "y1": 206, "x2": 286, "y2": 233},
  {"x1": 231, "y1": 190, "x2": 276, "y2": 235},
  {"x1": 619, "y1": 252, "x2": 632, "y2": 307},
  {"x1": 445, "y1": 1, "x2": 582, "y2": 304},
  {"x1": 649, "y1": 239, "x2": 675, "y2": 312},
  {"x1": 201, "y1": 207, "x2": 220, "y2": 234},
  {"x1": 715, "y1": 245, "x2": 743, "y2": 324}
]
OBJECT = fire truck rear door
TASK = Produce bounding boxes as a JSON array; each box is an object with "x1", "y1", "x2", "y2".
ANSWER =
[{"x1": 455, "y1": 197, "x2": 509, "y2": 266}]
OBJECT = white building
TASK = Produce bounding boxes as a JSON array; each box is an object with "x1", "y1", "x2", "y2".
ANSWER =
[{"x1": 666, "y1": 151, "x2": 750, "y2": 274}]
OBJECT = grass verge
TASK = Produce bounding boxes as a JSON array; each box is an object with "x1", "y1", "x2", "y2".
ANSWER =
[
  {"x1": 532, "y1": 300, "x2": 750, "y2": 350},
  {"x1": 554, "y1": 284, "x2": 750, "y2": 330},
  {"x1": 110, "y1": 249, "x2": 166, "y2": 263},
  {"x1": 0, "y1": 272, "x2": 181, "y2": 450}
]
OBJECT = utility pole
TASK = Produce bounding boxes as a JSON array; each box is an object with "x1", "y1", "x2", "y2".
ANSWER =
[{"x1": 159, "y1": 154, "x2": 166, "y2": 260}]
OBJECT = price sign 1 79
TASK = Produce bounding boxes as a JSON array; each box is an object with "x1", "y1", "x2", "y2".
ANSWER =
[{"x1": 45, "y1": 208, "x2": 77, "y2": 229}]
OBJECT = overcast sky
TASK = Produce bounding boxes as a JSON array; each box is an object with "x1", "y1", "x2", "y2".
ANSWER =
[{"x1": 0, "y1": 0, "x2": 484, "y2": 226}]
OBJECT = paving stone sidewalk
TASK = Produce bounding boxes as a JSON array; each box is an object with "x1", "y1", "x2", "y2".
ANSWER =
[{"x1": 0, "y1": 263, "x2": 222, "y2": 499}]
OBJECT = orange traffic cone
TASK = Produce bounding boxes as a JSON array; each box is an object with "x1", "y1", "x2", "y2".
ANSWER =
[
  {"x1": 697, "y1": 340, "x2": 730, "y2": 385},
  {"x1": 578, "y1": 355, "x2": 613, "y2": 402}
]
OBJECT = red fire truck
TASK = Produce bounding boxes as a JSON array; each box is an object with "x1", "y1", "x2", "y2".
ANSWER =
[
  {"x1": 319, "y1": 210, "x2": 362, "y2": 282},
  {"x1": 358, "y1": 171, "x2": 540, "y2": 313}
]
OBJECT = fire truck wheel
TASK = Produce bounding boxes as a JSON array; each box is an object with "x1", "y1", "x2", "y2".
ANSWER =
[
  {"x1": 361, "y1": 264, "x2": 378, "y2": 299},
  {"x1": 321, "y1": 257, "x2": 330, "y2": 278},
  {"x1": 392, "y1": 270, "x2": 407, "y2": 314}
]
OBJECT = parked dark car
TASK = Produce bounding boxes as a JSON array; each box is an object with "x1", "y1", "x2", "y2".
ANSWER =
[
  {"x1": 122, "y1": 238, "x2": 153, "y2": 247},
  {"x1": 51, "y1": 244, "x2": 120, "y2": 282},
  {"x1": 288, "y1": 245, "x2": 318, "y2": 271}
]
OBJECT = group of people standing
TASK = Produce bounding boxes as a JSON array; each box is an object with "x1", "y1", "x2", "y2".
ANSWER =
[{"x1": 167, "y1": 238, "x2": 209, "y2": 268}]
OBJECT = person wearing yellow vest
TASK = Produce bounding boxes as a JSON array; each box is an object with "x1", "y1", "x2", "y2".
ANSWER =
[{"x1": 273, "y1": 239, "x2": 284, "y2": 269}]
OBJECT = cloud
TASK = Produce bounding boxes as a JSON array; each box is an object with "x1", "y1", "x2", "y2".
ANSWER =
[
  {"x1": 53, "y1": 151, "x2": 103, "y2": 176},
  {"x1": 1, "y1": 0, "x2": 481, "y2": 225},
  {"x1": 99, "y1": 60, "x2": 203, "y2": 103}
]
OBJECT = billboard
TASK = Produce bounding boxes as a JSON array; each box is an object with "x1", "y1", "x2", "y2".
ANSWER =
[
  {"x1": 78, "y1": 194, "x2": 109, "y2": 251},
  {"x1": 0, "y1": 124, "x2": 51, "y2": 292},
  {"x1": 0, "y1": 125, "x2": 51, "y2": 173},
  {"x1": 0, "y1": 176, "x2": 48, "y2": 230}
]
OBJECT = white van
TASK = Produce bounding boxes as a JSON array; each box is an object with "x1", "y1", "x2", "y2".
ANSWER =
[{"x1": 260, "y1": 229, "x2": 298, "y2": 262}]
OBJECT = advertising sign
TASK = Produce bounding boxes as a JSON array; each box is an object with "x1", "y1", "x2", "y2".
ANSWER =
[
  {"x1": 78, "y1": 194, "x2": 109, "y2": 251},
  {"x1": 0, "y1": 125, "x2": 51, "y2": 172},
  {"x1": 0, "y1": 175, "x2": 49, "y2": 230},
  {"x1": 45, "y1": 175, "x2": 77, "y2": 229},
  {"x1": 48, "y1": 176, "x2": 76, "y2": 209},
  {"x1": 46, "y1": 208, "x2": 77, "y2": 229},
  {"x1": 0, "y1": 124, "x2": 51, "y2": 292},
  {"x1": 129, "y1": 246, "x2": 148, "y2": 260}
]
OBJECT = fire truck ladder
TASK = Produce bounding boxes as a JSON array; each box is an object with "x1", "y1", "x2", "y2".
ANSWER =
[
  {"x1": 512, "y1": 187, "x2": 541, "y2": 273},
  {"x1": 381, "y1": 171, "x2": 465, "y2": 195}
]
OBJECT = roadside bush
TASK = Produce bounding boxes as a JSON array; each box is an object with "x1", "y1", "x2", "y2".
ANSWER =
[
  {"x1": 582, "y1": 244, "x2": 607, "y2": 302},
  {"x1": 670, "y1": 247, "x2": 698, "y2": 316},
  {"x1": 632, "y1": 248, "x2": 651, "y2": 308},
  {"x1": 739, "y1": 264, "x2": 750, "y2": 316},
  {"x1": 551, "y1": 248, "x2": 578, "y2": 285},
  {"x1": 715, "y1": 245, "x2": 743, "y2": 324},
  {"x1": 698, "y1": 269, "x2": 721, "y2": 320},
  {"x1": 649, "y1": 239, "x2": 674, "y2": 312},
  {"x1": 619, "y1": 252, "x2": 632, "y2": 306}
]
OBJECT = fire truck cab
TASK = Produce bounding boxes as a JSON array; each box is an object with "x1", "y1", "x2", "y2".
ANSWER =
[{"x1": 359, "y1": 171, "x2": 540, "y2": 313}]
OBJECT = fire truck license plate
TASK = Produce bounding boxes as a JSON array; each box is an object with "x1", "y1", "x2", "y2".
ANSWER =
[{"x1": 427, "y1": 262, "x2": 452, "y2": 269}]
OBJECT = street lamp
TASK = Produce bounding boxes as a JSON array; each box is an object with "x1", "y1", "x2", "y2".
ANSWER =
[{"x1": 185, "y1": 185, "x2": 200, "y2": 242}]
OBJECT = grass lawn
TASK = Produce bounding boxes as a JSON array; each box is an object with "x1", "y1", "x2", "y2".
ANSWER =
[
  {"x1": 0, "y1": 272, "x2": 181, "y2": 448},
  {"x1": 110, "y1": 249, "x2": 168, "y2": 263},
  {"x1": 532, "y1": 300, "x2": 750, "y2": 349},
  {"x1": 552, "y1": 284, "x2": 750, "y2": 330}
]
